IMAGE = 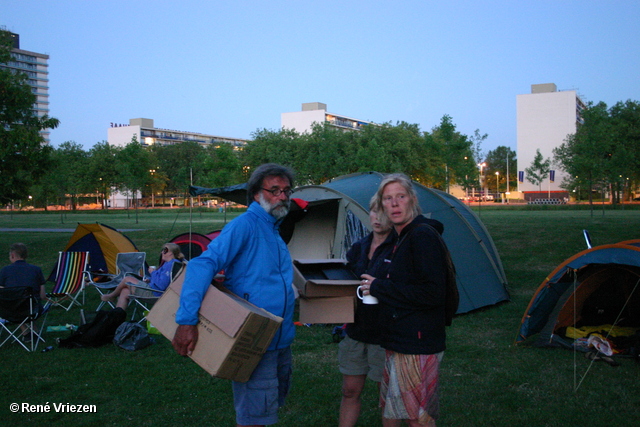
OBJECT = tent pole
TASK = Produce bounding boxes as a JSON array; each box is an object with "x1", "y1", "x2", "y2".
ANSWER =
[{"x1": 189, "y1": 168, "x2": 193, "y2": 260}]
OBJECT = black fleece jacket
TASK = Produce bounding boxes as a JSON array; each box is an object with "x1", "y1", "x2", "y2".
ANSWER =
[{"x1": 369, "y1": 215, "x2": 447, "y2": 355}]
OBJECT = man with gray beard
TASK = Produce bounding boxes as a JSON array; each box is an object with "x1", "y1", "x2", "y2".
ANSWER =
[{"x1": 173, "y1": 163, "x2": 296, "y2": 427}]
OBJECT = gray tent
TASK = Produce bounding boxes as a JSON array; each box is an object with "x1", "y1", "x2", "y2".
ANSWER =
[{"x1": 190, "y1": 171, "x2": 509, "y2": 314}]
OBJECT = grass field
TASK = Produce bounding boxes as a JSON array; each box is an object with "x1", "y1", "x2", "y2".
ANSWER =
[{"x1": 0, "y1": 206, "x2": 639, "y2": 426}]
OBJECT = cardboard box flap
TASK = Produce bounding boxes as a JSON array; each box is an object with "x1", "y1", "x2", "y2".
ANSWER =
[
  {"x1": 294, "y1": 259, "x2": 350, "y2": 265},
  {"x1": 306, "y1": 279, "x2": 361, "y2": 286},
  {"x1": 293, "y1": 259, "x2": 358, "y2": 281}
]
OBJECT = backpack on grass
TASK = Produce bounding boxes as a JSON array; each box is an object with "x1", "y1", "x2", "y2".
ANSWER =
[
  {"x1": 58, "y1": 308, "x2": 126, "y2": 348},
  {"x1": 113, "y1": 321, "x2": 154, "y2": 351}
]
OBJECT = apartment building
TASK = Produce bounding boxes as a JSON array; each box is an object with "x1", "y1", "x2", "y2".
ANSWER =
[
  {"x1": 107, "y1": 118, "x2": 249, "y2": 149},
  {"x1": 281, "y1": 102, "x2": 375, "y2": 133},
  {"x1": 516, "y1": 83, "x2": 586, "y2": 197},
  {"x1": 0, "y1": 30, "x2": 51, "y2": 143}
]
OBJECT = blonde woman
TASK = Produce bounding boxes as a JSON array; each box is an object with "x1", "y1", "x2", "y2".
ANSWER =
[
  {"x1": 101, "y1": 243, "x2": 185, "y2": 310},
  {"x1": 360, "y1": 173, "x2": 448, "y2": 427}
]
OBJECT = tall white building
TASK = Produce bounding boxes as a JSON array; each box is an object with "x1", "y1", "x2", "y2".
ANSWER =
[
  {"x1": 516, "y1": 83, "x2": 586, "y2": 197},
  {"x1": 281, "y1": 102, "x2": 375, "y2": 133},
  {"x1": 0, "y1": 30, "x2": 51, "y2": 143},
  {"x1": 107, "y1": 118, "x2": 249, "y2": 148}
]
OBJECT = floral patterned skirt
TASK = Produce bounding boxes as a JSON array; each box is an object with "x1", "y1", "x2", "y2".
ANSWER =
[{"x1": 380, "y1": 350, "x2": 442, "y2": 425}]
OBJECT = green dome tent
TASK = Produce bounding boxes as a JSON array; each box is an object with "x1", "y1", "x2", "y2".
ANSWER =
[{"x1": 288, "y1": 172, "x2": 509, "y2": 314}]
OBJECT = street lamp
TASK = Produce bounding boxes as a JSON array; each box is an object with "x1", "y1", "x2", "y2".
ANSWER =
[
  {"x1": 477, "y1": 162, "x2": 486, "y2": 196},
  {"x1": 495, "y1": 171, "x2": 500, "y2": 199},
  {"x1": 149, "y1": 169, "x2": 156, "y2": 208}
]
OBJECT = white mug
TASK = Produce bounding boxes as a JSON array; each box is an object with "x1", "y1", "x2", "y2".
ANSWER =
[{"x1": 356, "y1": 285, "x2": 379, "y2": 305}]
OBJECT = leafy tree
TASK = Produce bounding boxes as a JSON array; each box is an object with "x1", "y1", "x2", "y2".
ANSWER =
[
  {"x1": 525, "y1": 149, "x2": 551, "y2": 192},
  {"x1": 428, "y1": 115, "x2": 473, "y2": 191},
  {"x1": 116, "y1": 136, "x2": 151, "y2": 217},
  {"x1": 0, "y1": 30, "x2": 59, "y2": 204},
  {"x1": 151, "y1": 140, "x2": 205, "y2": 203},
  {"x1": 200, "y1": 142, "x2": 243, "y2": 187},
  {"x1": 243, "y1": 128, "x2": 298, "y2": 180},
  {"x1": 554, "y1": 102, "x2": 612, "y2": 205},
  {"x1": 356, "y1": 121, "x2": 427, "y2": 180},
  {"x1": 485, "y1": 146, "x2": 516, "y2": 193},
  {"x1": 608, "y1": 100, "x2": 640, "y2": 202},
  {"x1": 48, "y1": 142, "x2": 90, "y2": 210},
  {"x1": 295, "y1": 123, "x2": 355, "y2": 185},
  {"x1": 87, "y1": 141, "x2": 120, "y2": 209}
]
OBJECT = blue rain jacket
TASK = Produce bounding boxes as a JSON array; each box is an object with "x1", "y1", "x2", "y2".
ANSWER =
[{"x1": 175, "y1": 202, "x2": 295, "y2": 351}]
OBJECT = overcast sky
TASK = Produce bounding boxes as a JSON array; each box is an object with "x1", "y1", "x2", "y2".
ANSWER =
[{"x1": 3, "y1": 1, "x2": 639, "y2": 154}]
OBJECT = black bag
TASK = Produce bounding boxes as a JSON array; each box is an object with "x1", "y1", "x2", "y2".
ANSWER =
[
  {"x1": 113, "y1": 321, "x2": 154, "y2": 351},
  {"x1": 58, "y1": 308, "x2": 126, "y2": 348},
  {"x1": 440, "y1": 233, "x2": 459, "y2": 326}
]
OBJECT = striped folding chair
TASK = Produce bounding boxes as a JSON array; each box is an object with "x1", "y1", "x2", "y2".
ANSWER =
[{"x1": 46, "y1": 251, "x2": 90, "y2": 311}]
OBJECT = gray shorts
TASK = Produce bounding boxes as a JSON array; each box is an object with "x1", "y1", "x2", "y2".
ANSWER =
[{"x1": 338, "y1": 335, "x2": 385, "y2": 382}]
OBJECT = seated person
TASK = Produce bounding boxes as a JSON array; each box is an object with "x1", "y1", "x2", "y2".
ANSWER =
[
  {"x1": 0, "y1": 243, "x2": 47, "y2": 339},
  {"x1": 101, "y1": 243, "x2": 185, "y2": 310}
]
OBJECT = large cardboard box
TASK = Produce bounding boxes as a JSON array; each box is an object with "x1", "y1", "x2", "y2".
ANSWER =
[
  {"x1": 293, "y1": 259, "x2": 360, "y2": 297},
  {"x1": 298, "y1": 296, "x2": 356, "y2": 324},
  {"x1": 147, "y1": 267, "x2": 283, "y2": 382},
  {"x1": 293, "y1": 259, "x2": 359, "y2": 324}
]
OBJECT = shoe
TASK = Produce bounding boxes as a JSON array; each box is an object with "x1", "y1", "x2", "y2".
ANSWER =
[{"x1": 585, "y1": 351, "x2": 620, "y2": 367}]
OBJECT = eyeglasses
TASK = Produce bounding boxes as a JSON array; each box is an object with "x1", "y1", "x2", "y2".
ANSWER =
[{"x1": 261, "y1": 187, "x2": 293, "y2": 197}]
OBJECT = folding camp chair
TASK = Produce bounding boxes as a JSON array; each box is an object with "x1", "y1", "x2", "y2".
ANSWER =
[
  {"x1": 0, "y1": 286, "x2": 49, "y2": 352},
  {"x1": 86, "y1": 252, "x2": 147, "y2": 311},
  {"x1": 128, "y1": 261, "x2": 186, "y2": 323},
  {"x1": 46, "y1": 251, "x2": 90, "y2": 311}
]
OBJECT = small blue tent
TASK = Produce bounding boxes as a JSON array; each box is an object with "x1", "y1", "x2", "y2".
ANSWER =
[{"x1": 517, "y1": 240, "x2": 640, "y2": 346}]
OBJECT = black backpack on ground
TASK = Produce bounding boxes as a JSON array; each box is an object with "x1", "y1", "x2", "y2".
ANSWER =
[{"x1": 58, "y1": 308, "x2": 126, "y2": 348}]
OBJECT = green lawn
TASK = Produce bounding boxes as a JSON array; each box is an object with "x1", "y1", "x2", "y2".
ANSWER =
[{"x1": 0, "y1": 206, "x2": 639, "y2": 426}]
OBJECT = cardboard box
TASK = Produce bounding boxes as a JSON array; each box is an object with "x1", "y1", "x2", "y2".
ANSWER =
[
  {"x1": 293, "y1": 259, "x2": 361, "y2": 297},
  {"x1": 147, "y1": 267, "x2": 283, "y2": 382},
  {"x1": 298, "y1": 296, "x2": 356, "y2": 324}
]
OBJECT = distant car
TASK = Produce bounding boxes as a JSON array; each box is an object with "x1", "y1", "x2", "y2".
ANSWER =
[{"x1": 485, "y1": 195, "x2": 494, "y2": 201}]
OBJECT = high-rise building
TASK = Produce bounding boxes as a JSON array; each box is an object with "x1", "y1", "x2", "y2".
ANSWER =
[
  {"x1": 516, "y1": 83, "x2": 586, "y2": 197},
  {"x1": 107, "y1": 118, "x2": 249, "y2": 149},
  {"x1": 281, "y1": 102, "x2": 376, "y2": 133},
  {"x1": 0, "y1": 30, "x2": 51, "y2": 143}
]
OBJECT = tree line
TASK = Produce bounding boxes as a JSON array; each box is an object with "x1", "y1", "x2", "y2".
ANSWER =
[{"x1": 19, "y1": 117, "x2": 500, "y2": 210}]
